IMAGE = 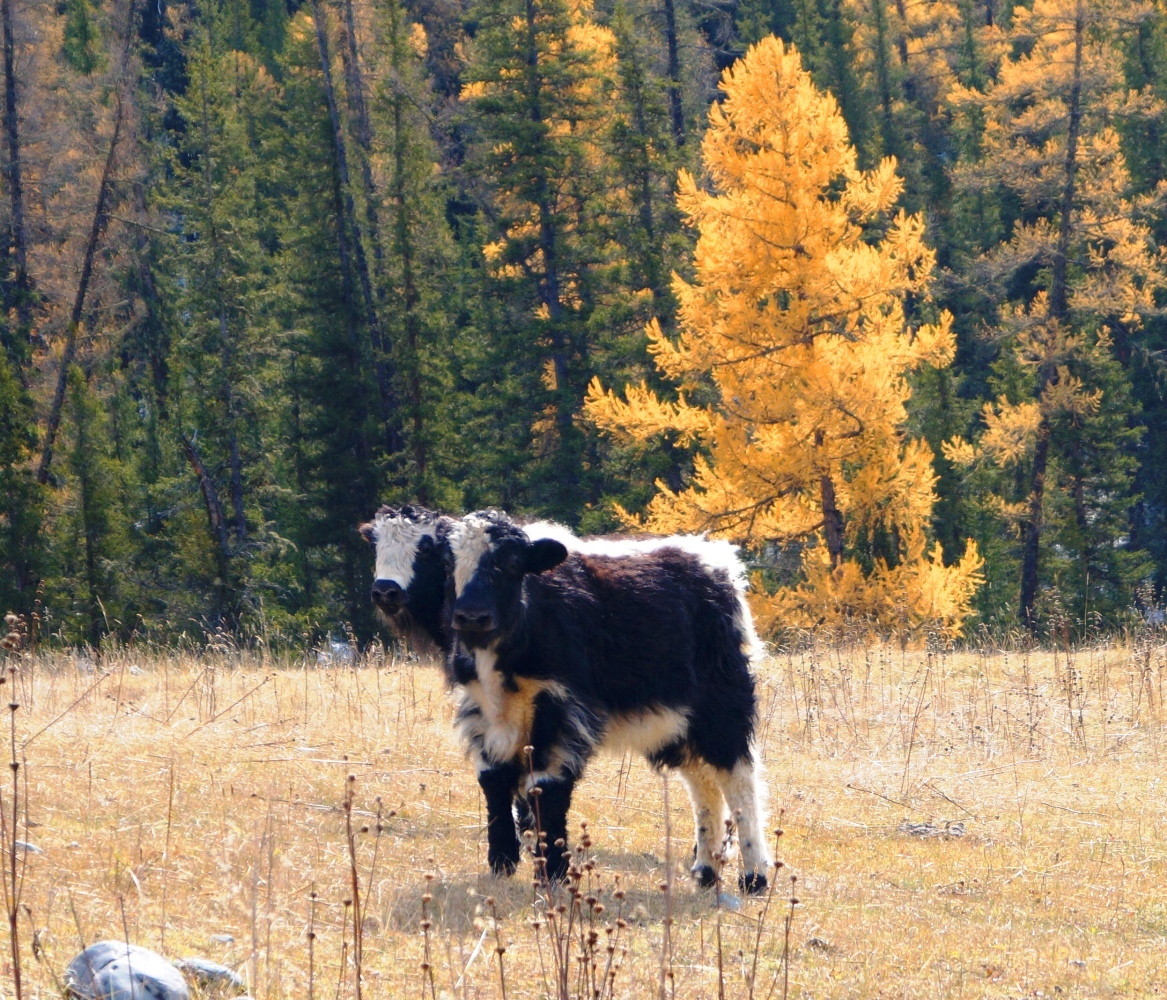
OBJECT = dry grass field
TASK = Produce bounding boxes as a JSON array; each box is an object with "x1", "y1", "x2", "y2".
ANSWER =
[{"x1": 0, "y1": 639, "x2": 1165, "y2": 999}]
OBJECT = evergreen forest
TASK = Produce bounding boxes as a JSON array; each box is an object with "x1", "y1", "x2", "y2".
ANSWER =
[{"x1": 3, "y1": 0, "x2": 1167, "y2": 646}]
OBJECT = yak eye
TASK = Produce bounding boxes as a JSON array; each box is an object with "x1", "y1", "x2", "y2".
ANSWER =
[
  {"x1": 418, "y1": 535, "x2": 434, "y2": 554},
  {"x1": 500, "y1": 550, "x2": 524, "y2": 576}
]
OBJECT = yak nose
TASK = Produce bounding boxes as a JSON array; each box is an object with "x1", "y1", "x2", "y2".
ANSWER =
[
  {"x1": 371, "y1": 579, "x2": 404, "y2": 609},
  {"x1": 452, "y1": 608, "x2": 494, "y2": 632}
]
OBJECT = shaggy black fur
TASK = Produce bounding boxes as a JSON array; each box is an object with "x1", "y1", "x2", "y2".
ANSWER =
[
  {"x1": 363, "y1": 506, "x2": 768, "y2": 892},
  {"x1": 449, "y1": 510, "x2": 765, "y2": 891}
]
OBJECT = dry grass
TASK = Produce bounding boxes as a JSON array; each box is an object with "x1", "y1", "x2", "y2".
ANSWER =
[{"x1": 0, "y1": 640, "x2": 1166, "y2": 998}]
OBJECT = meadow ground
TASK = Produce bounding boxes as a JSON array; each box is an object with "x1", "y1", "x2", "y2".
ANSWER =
[{"x1": 0, "y1": 639, "x2": 1165, "y2": 999}]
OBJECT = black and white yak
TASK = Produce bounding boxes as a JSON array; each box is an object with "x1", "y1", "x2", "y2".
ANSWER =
[
  {"x1": 362, "y1": 504, "x2": 454, "y2": 654},
  {"x1": 361, "y1": 505, "x2": 771, "y2": 893}
]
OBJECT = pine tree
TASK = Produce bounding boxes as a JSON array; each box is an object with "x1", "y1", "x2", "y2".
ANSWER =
[
  {"x1": 162, "y1": 27, "x2": 279, "y2": 625},
  {"x1": 52, "y1": 367, "x2": 126, "y2": 646},
  {"x1": 586, "y1": 37, "x2": 983, "y2": 638},
  {"x1": 0, "y1": 334, "x2": 40, "y2": 615},
  {"x1": 459, "y1": 0, "x2": 624, "y2": 516},
  {"x1": 374, "y1": 0, "x2": 459, "y2": 506},
  {"x1": 61, "y1": 0, "x2": 102, "y2": 74},
  {"x1": 277, "y1": 9, "x2": 384, "y2": 637}
]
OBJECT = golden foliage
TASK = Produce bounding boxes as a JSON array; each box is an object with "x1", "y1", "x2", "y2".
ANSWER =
[
  {"x1": 586, "y1": 36, "x2": 982, "y2": 638},
  {"x1": 944, "y1": 0, "x2": 1166, "y2": 480},
  {"x1": 752, "y1": 531, "x2": 984, "y2": 641}
]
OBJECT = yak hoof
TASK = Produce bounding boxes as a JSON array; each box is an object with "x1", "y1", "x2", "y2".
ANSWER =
[
  {"x1": 738, "y1": 870, "x2": 769, "y2": 895},
  {"x1": 489, "y1": 853, "x2": 519, "y2": 877},
  {"x1": 538, "y1": 857, "x2": 570, "y2": 885},
  {"x1": 691, "y1": 864, "x2": 719, "y2": 888}
]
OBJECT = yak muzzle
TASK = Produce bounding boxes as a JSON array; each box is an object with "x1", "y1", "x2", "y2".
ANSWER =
[
  {"x1": 452, "y1": 608, "x2": 495, "y2": 633},
  {"x1": 371, "y1": 579, "x2": 404, "y2": 612}
]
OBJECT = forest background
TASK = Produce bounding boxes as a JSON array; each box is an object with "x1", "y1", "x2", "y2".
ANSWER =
[{"x1": 2, "y1": 0, "x2": 1166, "y2": 647}]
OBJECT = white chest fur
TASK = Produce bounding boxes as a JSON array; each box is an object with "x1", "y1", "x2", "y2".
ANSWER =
[{"x1": 460, "y1": 649, "x2": 547, "y2": 764}]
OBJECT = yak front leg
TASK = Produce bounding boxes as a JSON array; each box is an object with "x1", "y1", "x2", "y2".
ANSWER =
[
  {"x1": 478, "y1": 760, "x2": 522, "y2": 876},
  {"x1": 524, "y1": 776, "x2": 576, "y2": 883}
]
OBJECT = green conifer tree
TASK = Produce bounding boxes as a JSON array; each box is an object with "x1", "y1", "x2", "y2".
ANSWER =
[
  {"x1": 61, "y1": 0, "x2": 101, "y2": 73},
  {"x1": 277, "y1": 10, "x2": 383, "y2": 636},
  {"x1": 375, "y1": 0, "x2": 459, "y2": 507},
  {"x1": 459, "y1": 0, "x2": 624, "y2": 517},
  {"x1": 162, "y1": 26, "x2": 280, "y2": 626},
  {"x1": 53, "y1": 367, "x2": 125, "y2": 646}
]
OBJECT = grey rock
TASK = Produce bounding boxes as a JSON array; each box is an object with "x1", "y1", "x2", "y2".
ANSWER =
[
  {"x1": 715, "y1": 892, "x2": 742, "y2": 911},
  {"x1": 897, "y1": 821, "x2": 965, "y2": 839},
  {"x1": 807, "y1": 936, "x2": 833, "y2": 952},
  {"x1": 208, "y1": 935, "x2": 235, "y2": 946},
  {"x1": 14, "y1": 840, "x2": 42, "y2": 853},
  {"x1": 66, "y1": 941, "x2": 190, "y2": 1000},
  {"x1": 173, "y1": 958, "x2": 245, "y2": 993}
]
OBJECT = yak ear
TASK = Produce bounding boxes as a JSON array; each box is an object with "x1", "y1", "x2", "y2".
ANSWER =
[
  {"x1": 523, "y1": 538, "x2": 568, "y2": 575},
  {"x1": 358, "y1": 523, "x2": 377, "y2": 545}
]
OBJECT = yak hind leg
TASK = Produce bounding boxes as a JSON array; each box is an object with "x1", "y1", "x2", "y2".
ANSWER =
[
  {"x1": 712, "y1": 754, "x2": 772, "y2": 895},
  {"x1": 678, "y1": 760, "x2": 728, "y2": 888}
]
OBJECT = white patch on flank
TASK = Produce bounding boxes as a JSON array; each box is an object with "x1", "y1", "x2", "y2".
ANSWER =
[
  {"x1": 524, "y1": 520, "x2": 764, "y2": 661},
  {"x1": 371, "y1": 513, "x2": 438, "y2": 589},
  {"x1": 449, "y1": 514, "x2": 494, "y2": 597},
  {"x1": 713, "y1": 753, "x2": 771, "y2": 876},
  {"x1": 601, "y1": 707, "x2": 690, "y2": 756},
  {"x1": 679, "y1": 761, "x2": 728, "y2": 873}
]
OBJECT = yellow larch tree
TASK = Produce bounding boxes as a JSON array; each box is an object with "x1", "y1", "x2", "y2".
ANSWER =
[
  {"x1": 943, "y1": 0, "x2": 1165, "y2": 629},
  {"x1": 585, "y1": 35, "x2": 983, "y2": 639}
]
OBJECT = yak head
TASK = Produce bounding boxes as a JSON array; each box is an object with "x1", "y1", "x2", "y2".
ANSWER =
[
  {"x1": 446, "y1": 510, "x2": 568, "y2": 648},
  {"x1": 359, "y1": 503, "x2": 453, "y2": 649}
]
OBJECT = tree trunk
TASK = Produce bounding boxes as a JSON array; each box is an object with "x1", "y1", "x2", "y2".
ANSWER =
[
  {"x1": 661, "y1": 0, "x2": 685, "y2": 146},
  {"x1": 337, "y1": 0, "x2": 401, "y2": 451},
  {"x1": 524, "y1": 0, "x2": 575, "y2": 480},
  {"x1": 220, "y1": 308, "x2": 246, "y2": 543},
  {"x1": 73, "y1": 381, "x2": 104, "y2": 648},
  {"x1": 197, "y1": 70, "x2": 248, "y2": 546},
  {"x1": 1069, "y1": 438, "x2": 1093, "y2": 624},
  {"x1": 893, "y1": 0, "x2": 909, "y2": 66},
  {"x1": 310, "y1": 0, "x2": 394, "y2": 444},
  {"x1": 1019, "y1": 424, "x2": 1049, "y2": 631},
  {"x1": 128, "y1": 182, "x2": 170, "y2": 421},
  {"x1": 620, "y1": 30, "x2": 660, "y2": 295},
  {"x1": 387, "y1": 1, "x2": 428, "y2": 500},
  {"x1": 181, "y1": 434, "x2": 233, "y2": 622},
  {"x1": 820, "y1": 472, "x2": 845, "y2": 567},
  {"x1": 871, "y1": 0, "x2": 896, "y2": 155},
  {"x1": 1050, "y1": 0, "x2": 1084, "y2": 321},
  {"x1": 892, "y1": 0, "x2": 914, "y2": 102},
  {"x1": 1, "y1": 0, "x2": 30, "y2": 344},
  {"x1": 310, "y1": 0, "x2": 373, "y2": 462},
  {"x1": 37, "y1": 93, "x2": 124, "y2": 486}
]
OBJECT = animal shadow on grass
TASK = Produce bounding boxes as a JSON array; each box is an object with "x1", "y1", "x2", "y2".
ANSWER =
[{"x1": 384, "y1": 853, "x2": 738, "y2": 934}]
